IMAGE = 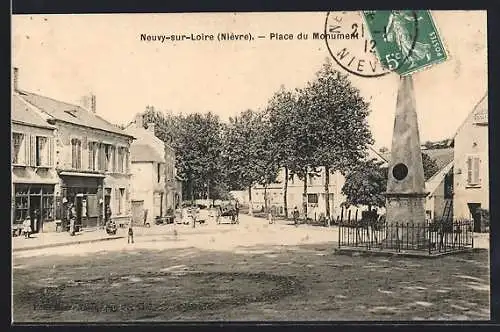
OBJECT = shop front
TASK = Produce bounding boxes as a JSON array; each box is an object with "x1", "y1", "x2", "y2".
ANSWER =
[
  {"x1": 59, "y1": 172, "x2": 105, "y2": 230},
  {"x1": 12, "y1": 168, "x2": 58, "y2": 233}
]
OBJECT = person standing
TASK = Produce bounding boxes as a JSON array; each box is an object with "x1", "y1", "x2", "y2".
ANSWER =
[
  {"x1": 69, "y1": 203, "x2": 76, "y2": 236},
  {"x1": 127, "y1": 219, "x2": 134, "y2": 244},
  {"x1": 293, "y1": 206, "x2": 299, "y2": 227},
  {"x1": 235, "y1": 200, "x2": 240, "y2": 222},
  {"x1": 105, "y1": 205, "x2": 112, "y2": 225},
  {"x1": 23, "y1": 216, "x2": 32, "y2": 238}
]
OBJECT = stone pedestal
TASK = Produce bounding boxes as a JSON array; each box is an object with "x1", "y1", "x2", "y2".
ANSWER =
[{"x1": 385, "y1": 193, "x2": 428, "y2": 248}]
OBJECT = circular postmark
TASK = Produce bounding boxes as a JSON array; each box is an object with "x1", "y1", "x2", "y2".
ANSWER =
[{"x1": 323, "y1": 11, "x2": 420, "y2": 78}]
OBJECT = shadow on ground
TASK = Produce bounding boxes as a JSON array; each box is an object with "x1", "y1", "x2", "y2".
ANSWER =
[{"x1": 13, "y1": 242, "x2": 490, "y2": 322}]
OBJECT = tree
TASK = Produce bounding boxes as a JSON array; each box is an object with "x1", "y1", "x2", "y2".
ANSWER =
[
  {"x1": 422, "y1": 152, "x2": 440, "y2": 181},
  {"x1": 141, "y1": 108, "x2": 225, "y2": 203},
  {"x1": 341, "y1": 153, "x2": 440, "y2": 211},
  {"x1": 299, "y1": 60, "x2": 374, "y2": 223},
  {"x1": 223, "y1": 110, "x2": 279, "y2": 215},
  {"x1": 341, "y1": 158, "x2": 387, "y2": 210},
  {"x1": 266, "y1": 86, "x2": 301, "y2": 219}
]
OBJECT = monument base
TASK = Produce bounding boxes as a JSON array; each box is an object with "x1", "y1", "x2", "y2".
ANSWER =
[{"x1": 383, "y1": 192, "x2": 429, "y2": 249}]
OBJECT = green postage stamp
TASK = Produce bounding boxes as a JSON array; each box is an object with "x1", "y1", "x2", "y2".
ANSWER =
[{"x1": 362, "y1": 10, "x2": 448, "y2": 76}]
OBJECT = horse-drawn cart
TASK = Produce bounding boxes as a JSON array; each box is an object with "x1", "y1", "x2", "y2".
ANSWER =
[{"x1": 216, "y1": 204, "x2": 239, "y2": 224}]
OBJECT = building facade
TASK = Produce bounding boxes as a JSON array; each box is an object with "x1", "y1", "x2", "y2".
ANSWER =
[
  {"x1": 453, "y1": 93, "x2": 489, "y2": 226},
  {"x1": 14, "y1": 68, "x2": 134, "y2": 231},
  {"x1": 125, "y1": 114, "x2": 181, "y2": 225},
  {"x1": 12, "y1": 92, "x2": 58, "y2": 233},
  {"x1": 251, "y1": 148, "x2": 388, "y2": 220}
]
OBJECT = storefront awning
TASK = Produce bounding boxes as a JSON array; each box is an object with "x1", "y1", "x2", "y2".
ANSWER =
[
  {"x1": 59, "y1": 171, "x2": 106, "y2": 178},
  {"x1": 12, "y1": 167, "x2": 59, "y2": 184}
]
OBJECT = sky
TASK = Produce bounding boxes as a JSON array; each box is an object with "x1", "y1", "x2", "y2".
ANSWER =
[{"x1": 12, "y1": 11, "x2": 487, "y2": 149}]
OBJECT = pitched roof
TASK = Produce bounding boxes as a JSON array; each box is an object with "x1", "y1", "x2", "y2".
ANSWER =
[
  {"x1": 454, "y1": 92, "x2": 488, "y2": 139},
  {"x1": 12, "y1": 94, "x2": 55, "y2": 129},
  {"x1": 423, "y1": 148, "x2": 454, "y2": 169},
  {"x1": 425, "y1": 161, "x2": 453, "y2": 196},
  {"x1": 17, "y1": 90, "x2": 133, "y2": 138},
  {"x1": 130, "y1": 143, "x2": 164, "y2": 163},
  {"x1": 381, "y1": 147, "x2": 453, "y2": 170}
]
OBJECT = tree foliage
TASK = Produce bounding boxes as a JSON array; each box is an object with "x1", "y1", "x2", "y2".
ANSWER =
[
  {"x1": 422, "y1": 152, "x2": 440, "y2": 181},
  {"x1": 341, "y1": 152, "x2": 441, "y2": 209},
  {"x1": 223, "y1": 110, "x2": 280, "y2": 191},
  {"x1": 341, "y1": 158, "x2": 387, "y2": 209},
  {"x1": 141, "y1": 107, "x2": 225, "y2": 202}
]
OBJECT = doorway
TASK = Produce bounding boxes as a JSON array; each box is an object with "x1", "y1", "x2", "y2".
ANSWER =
[
  {"x1": 29, "y1": 196, "x2": 42, "y2": 233},
  {"x1": 104, "y1": 194, "x2": 111, "y2": 222},
  {"x1": 131, "y1": 200, "x2": 145, "y2": 226},
  {"x1": 75, "y1": 195, "x2": 83, "y2": 230},
  {"x1": 468, "y1": 203, "x2": 482, "y2": 232}
]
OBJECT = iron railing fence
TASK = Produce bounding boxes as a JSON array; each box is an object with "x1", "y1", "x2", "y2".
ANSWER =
[{"x1": 338, "y1": 220, "x2": 474, "y2": 255}]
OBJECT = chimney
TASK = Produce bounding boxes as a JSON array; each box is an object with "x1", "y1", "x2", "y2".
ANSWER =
[
  {"x1": 135, "y1": 113, "x2": 144, "y2": 128},
  {"x1": 147, "y1": 123, "x2": 155, "y2": 134},
  {"x1": 80, "y1": 93, "x2": 96, "y2": 113},
  {"x1": 13, "y1": 67, "x2": 19, "y2": 92}
]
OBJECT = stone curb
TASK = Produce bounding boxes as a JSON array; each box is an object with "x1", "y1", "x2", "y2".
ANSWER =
[
  {"x1": 334, "y1": 247, "x2": 486, "y2": 259},
  {"x1": 13, "y1": 236, "x2": 125, "y2": 252}
]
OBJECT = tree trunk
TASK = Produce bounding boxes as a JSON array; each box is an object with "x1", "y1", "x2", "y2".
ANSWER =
[
  {"x1": 190, "y1": 179, "x2": 195, "y2": 204},
  {"x1": 302, "y1": 170, "x2": 308, "y2": 223},
  {"x1": 248, "y1": 186, "x2": 253, "y2": 216},
  {"x1": 264, "y1": 185, "x2": 268, "y2": 214},
  {"x1": 324, "y1": 166, "x2": 330, "y2": 227},
  {"x1": 206, "y1": 181, "x2": 210, "y2": 201},
  {"x1": 284, "y1": 167, "x2": 289, "y2": 219}
]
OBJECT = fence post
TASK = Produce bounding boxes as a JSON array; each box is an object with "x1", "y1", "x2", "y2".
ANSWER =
[
  {"x1": 471, "y1": 220, "x2": 474, "y2": 248},
  {"x1": 428, "y1": 222, "x2": 431, "y2": 255}
]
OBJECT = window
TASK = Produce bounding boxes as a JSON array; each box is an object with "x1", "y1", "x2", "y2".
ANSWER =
[
  {"x1": 117, "y1": 147, "x2": 124, "y2": 173},
  {"x1": 42, "y1": 195, "x2": 54, "y2": 221},
  {"x1": 71, "y1": 138, "x2": 82, "y2": 169},
  {"x1": 466, "y1": 155, "x2": 481, "y2": 186},
  {"x1": 14, "y1": 192, "x2": 29, "y2": 223},
  {"x1": 157, "y1": 163, "x2": 161, "y2": 183},
  {"x1": 119, "y1": 188, "x2": 125, "y2": 214},
  {"x1": 98, "y1": 144, "x2": 106, "y2": 171},
  {"x1": 35, "y1": 136, "x2": 49, "y2": 166},
  {"x1": 88, "y1": 142, "x2": 98, "y2": 171},
  {"x1": 104, "y1": 145, "x2": 113, "y2": 171},
  {"x1": 12, "y1": 132, "x2": 25, "y2": 165},
  {"x1": 307, "y1": 193, "x2": 318, "y2": 204}
]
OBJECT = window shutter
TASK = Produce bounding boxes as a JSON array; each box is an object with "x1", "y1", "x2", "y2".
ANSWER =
[
  {"x1": 466, "y1": 156, "x2": 472, "y2": 184},
  {"x1": 88, "y1": 143, "x2": 92, "y2": 170},
  {"x1": 30, "y1": 135, "x2": 36, "y2": 166},
  {"x1": 48, "y1": 137, "x2": 54, "y2": 166},
  {"x1": 22, "y1": 134, "x2": 28, "y2": 165},
  {"x1": 473, "y1": 157, "x2": 480, "y2": 184}
]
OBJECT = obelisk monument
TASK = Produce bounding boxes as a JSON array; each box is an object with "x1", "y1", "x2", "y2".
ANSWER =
[{"x1": 385, "y1": 75, "x2": 428, "y2": 248}]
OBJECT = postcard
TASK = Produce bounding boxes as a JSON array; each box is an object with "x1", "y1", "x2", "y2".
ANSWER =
[{"x1": 11, "y1": 11, "x2": 489, "y2": 322}]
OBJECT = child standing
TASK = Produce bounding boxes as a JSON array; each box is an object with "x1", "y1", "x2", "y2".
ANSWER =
[
  {"x1": 127, "y1": 219, "x2": 134, "y2": 244},
  {"x1": 23, "y1": 216, "x2": 32, "y2": 239}
]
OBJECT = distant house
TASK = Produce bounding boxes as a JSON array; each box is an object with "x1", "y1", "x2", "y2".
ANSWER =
[
  {"x1": 12, "y1": 81, "x2": 58, "y2": 233},
  {"x1": 13, "y1": 67, "x2": 135, "y2": 231},
  {"x1": 453, "y1": 93, "x2": 488, "y2": 229},
  {"x1": 125, "y1": 114, "x2": 181, "y2": 225},
  {"x1": 424, "y1": 160, "x2": 454, "y2": 221},
  {"x1": 250, "y1": 147, "x2": 388, "y2": 220}
]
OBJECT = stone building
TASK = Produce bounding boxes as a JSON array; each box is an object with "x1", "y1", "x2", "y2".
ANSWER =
[
  {"x1": 124, "y1": 114, "x2": 182, "y2": 225},
  {"x1": 13, "y1": 68, "x2": 135, "y2": 231},
  {"x1": 12, "y1": 78, "x2": 58, "y2": 233},
  {"x1": 453, "y1": 93, "x2": 489, "y2": 229}
]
